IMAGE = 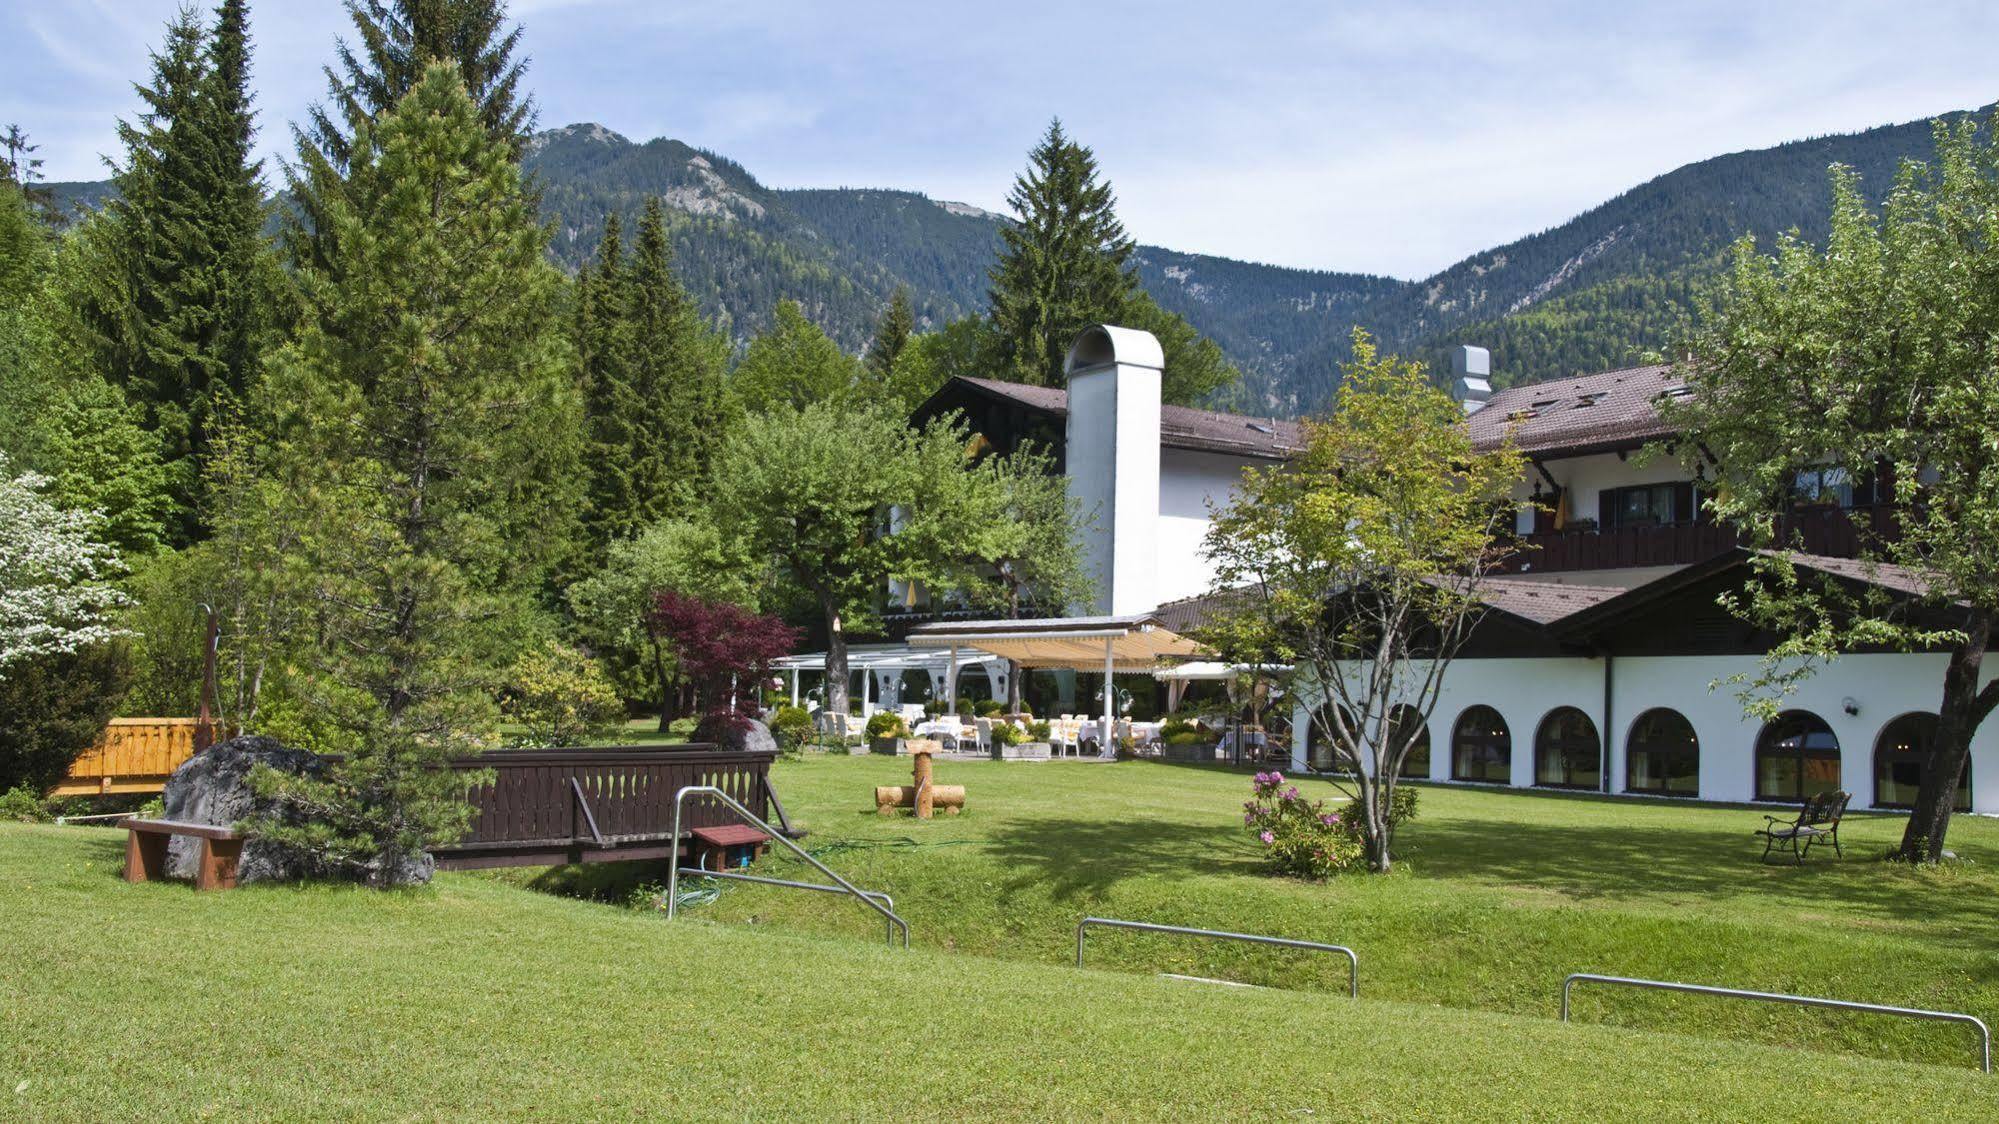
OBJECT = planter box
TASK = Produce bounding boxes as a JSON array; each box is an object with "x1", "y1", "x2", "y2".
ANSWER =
[
  {"x1": 870, "y1": 737, "x2": 901, "y2": 755},
  {"x1": 998, "y1": 741, "x2": 1052, "y2": 761},
  {"x1": 1161, "y1": 740, "x2": 1216, "y2": 763}
]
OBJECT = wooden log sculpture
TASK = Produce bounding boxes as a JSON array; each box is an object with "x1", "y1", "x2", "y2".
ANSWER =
[{"x1": 875, "y1": 744, "x2": 966, "y2": 817}]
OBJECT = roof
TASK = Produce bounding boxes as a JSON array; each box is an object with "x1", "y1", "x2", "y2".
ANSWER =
[
  {"x1": 1548, "y1": 548, "x2": 1955, "y2": 639},
  {"x1": 1466, "y1": 364, "x2": 1684, "y2": 458},
  {"x1": 948, "y1": 376, "x2": 1305, "y2": 460},
  {"x1": 907, "y1": 614, "x2": 1209, "y2": 670},
  {"x1": 1472, "y1": 577, "x2": 1628, "y2": 625}
]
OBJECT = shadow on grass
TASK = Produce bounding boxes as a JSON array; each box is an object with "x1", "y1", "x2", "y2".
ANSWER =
[{"x1": 982, "y1": 814, "x2": 1264, "y2": 903}]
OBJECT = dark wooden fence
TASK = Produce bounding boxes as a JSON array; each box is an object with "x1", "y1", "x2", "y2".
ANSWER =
[{"x1": 434, "y1": 744, "x2": 777, "y2": 870}]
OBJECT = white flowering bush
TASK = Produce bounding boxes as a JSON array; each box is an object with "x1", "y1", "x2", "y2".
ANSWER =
[{"x1": 0, "y1": 456, "x2": 128, "y2": 677}]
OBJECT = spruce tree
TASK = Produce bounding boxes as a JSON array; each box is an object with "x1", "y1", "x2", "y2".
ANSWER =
[
  {"x1": 987, "y1": 118, "x2": 1138, "y2": 387},
  {"x1": 985, "y1": 119, "x2": 1240, "y2": 403},
  {"x1": 864, "y1": 286, "x2": 914, "y2": 379},
  {"x1": 75, "y1": 1, "x2": 272, "y2": 543},
  {"x1": 250, "y1": 64, "x2": 581, "y2": 883},
  {"x1": 581, "y1": 199, "x2": 727, "y2": 544}
]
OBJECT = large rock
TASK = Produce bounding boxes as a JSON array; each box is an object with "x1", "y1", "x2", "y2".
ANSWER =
[
  {"x1": 160, "y1": 736, "x2": 335, "y2": 884},
  {"x1": 694, "y1": 714, "x2": 779, "y2": 756}
]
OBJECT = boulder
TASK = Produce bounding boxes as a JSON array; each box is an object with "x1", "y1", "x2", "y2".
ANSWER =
[
  {"x1": 694, "y1": 714, "x2": 779, "y2": 756},
  {"x1": 160, "y1": 736, "x2": 334, "y2": 884}
]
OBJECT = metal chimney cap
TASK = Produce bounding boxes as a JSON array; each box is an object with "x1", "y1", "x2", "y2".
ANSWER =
[
  {"x1": 1065, "y1": 324, "x2": 1165, "y2": 377},
  {"x1": 1451, "y1": 345, "x2": 1491, "y2": 379}
]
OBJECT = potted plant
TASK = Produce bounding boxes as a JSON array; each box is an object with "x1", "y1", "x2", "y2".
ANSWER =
[{"x1": 866, "y1": 712, "x2": 908, "y2": 755}]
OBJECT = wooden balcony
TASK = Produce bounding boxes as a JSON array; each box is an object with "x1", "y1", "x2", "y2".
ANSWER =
[{"x1": 1499, "y1": 504, "x2": 1899, "y2": 576}]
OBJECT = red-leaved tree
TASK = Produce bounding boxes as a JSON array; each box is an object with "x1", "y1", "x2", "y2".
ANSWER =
[{"x1": 646, "y1": 591, "x2": 798, "y2": 727}]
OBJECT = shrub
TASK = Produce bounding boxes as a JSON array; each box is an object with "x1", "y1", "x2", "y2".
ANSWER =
[
  {"x1": 1164, "y1": 730, "x2": 1206, "y2": 746},
  {"x1": 1160, "y1": 717, "x2": 1200, "y2": 740},
  {"x1": 1341, "y1": 785, "x2": 1419, "y2": 834},
  {"x1": 865, "y1": 712, "x2": 907, "y2": 740},
  {"x1": 973, "y1": 698, "x2": 1003, "y2": 718},
  {"x1": 923, "y1": 700, "x2": 943, "y2": 718},
  {"x1": 501, "y1": 640, "x2": 624, "y2": 748},
  {"x1": 770, "y1": 705, "x2": 813, "y2": 751},
  {"x1": 992, "y1": 722, "x2": 1025, "y2": 747},
  {"x1": 0, "y1": 786, "x2": 49, "y2": 823},
  {"x1": 954, "y1": 697, "x2": 973, "y2": 718},
  {"x1": 1028, "y1": 720, "x2": 1051, "y2": 741},
  {"x1": 0, "y1": 642, "x2": 131, "y2": 794},
  {"x1": 1242, "y1": 771, "x2": 1364, "y2": 879}
]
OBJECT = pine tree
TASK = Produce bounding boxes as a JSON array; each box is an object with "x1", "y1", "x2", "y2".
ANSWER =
[
  {"x1": 250, "y1": 64, "x2": 581, "y2": 883},
  {"x1": 987, "y1": 119, "x2": 1138, "y2": 387},
  {"x1": 864, "y1": 286, "x2": 914, "y2": 379},
  {"x1": 71, "y1": 1, "x2": 271, "y2": 544},
  {"x1": 289, "y1": 0, "x2": 535, "y2": 282}
]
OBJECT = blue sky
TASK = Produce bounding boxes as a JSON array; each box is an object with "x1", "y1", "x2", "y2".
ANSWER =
[{"x1": 7, "y1": 0, "x2": 1996, "y2": 278}]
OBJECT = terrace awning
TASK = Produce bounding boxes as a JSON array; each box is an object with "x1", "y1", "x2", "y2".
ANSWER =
[{"x1": 906, "y1": 614, "x2": 1209, "y2": 672}]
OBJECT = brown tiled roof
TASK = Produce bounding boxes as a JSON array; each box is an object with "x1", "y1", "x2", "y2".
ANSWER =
[
  {"x1": 1473, "y1": 577, "x2": 1627, "y2": 624},
  {"x1": 1152, "y1": 588, "x2": 1255, "y2": 634},
  {"x1": 954, "y1": 376, "x2": 1304, "y2": 460},
  {"x1": 1772, "y1": 551, "x2": 1943, "y2": 601},
  {"x1": 1466, "y1": 364, "x2": 1684, "y2": 457}
]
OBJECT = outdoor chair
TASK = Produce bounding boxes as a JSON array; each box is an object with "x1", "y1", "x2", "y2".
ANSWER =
[
  {"x1": 1754, "y1": 789, "x2": 1850, "y2": 863},
  {"x1": 974, "y1": 718, "x2": 993, "y2": 755}
]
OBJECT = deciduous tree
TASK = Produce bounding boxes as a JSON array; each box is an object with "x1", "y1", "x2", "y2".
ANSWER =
[
  {"x1": 1668, "y1": 115, "x2": 1999, "y2": 863},
  {"x1": 1202, "y1": 331, "x2": 1524, "y2": 872}
]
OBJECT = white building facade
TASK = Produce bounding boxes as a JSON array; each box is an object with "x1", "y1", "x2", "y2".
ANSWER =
[{"x1": 908, "y1": 330, "x2": 1980, "y2": 814}]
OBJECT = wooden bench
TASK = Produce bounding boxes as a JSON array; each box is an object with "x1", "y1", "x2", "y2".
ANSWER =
[
  {"x1": 1754, "y1": 789, "x2": 1851, "y2": 864},
  {"x1": 690, "y1": 824, "x2": 771, "y2": 871},
  {"x1": 124, "y1": 818, "x2": 245, "y2": 891}
]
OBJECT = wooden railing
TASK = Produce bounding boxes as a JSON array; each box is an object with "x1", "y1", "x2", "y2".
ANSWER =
[
  {"x1": 437, "y1": 745, "x2": 777, "y2": 870},
  {"x1": 53, "y1": 719, "x2": 201, "y2": 797},
  {"x1": 1500, "y1": 504, "x2": 1900, "y2": 576}
]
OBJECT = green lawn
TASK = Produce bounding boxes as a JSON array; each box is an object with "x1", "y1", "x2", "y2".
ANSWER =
[
  {"x1": 523, "y1": 755, "x2": 1999, "y2": 1071},
  {"x1": 2, "y1": 823, "x2": 1995, "y2": 1120}
]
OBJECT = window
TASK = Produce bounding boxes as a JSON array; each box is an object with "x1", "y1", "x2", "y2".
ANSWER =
[
  {"x1": 1534, "y1": 707, "x2": 1601, "y2": 789},
  {"x1": 1308, "y1": 706, "x2": 1358, "y2": 772},
  {"x1": 1390, "y1": 705, "x2": 1431, "y2": 780},
  {"x1": 1599, "y1": 482, "x2": 1694, "y2": 529},
  {"x1": 1792, "y1": 466, "x2": 1885, "y2": 509},
  {"x1": 1452, "y1": 706, "x2": 1511, "y2": 783},
  {"x1": 1755, "y1": 711, "x2": 1841, "y2": 802},
  {"x1": 1873, "y1": 713, "x2": 1970, "y2": 812},
  {"x1": 1626, "y1": 708, "x2": 1699, "y2": 796}
]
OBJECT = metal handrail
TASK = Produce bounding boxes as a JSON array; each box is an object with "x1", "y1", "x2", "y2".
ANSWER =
[
  {"x1": 1562, "y1": 973, "x2": 1991, "y2": 1074},
  {"x1": 1075, "y1": 917, "x2": 1358, "y2": 997},
  {"x1": 681, "y1": 862, "x2": 899, "y2": 946},
  {"x1": 666, "y1": 785, "x2": 910, "y2": 949}
]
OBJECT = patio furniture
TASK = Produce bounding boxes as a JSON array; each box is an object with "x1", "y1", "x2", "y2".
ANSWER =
[
  {"x1": 1754, "y1": 789, "x2": 1850, "y2": 863},
  {"x1": 974, "y1": 718, "x2": 994, "y2": 756}
]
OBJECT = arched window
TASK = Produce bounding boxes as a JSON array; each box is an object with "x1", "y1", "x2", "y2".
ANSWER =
[
  {"x1": 1534, "y1": 707, "x2": 1601, "y2": 789},
  {"x1": 1452, "y1": 706, "x2": 1511, "y2": 783},
  {"x1": 1755, "y1": 710, "x2": 1840, "y2": 802},
  {"x1": 1390, "y1": 705, "x2": 1431, "y2": 780},
  {"x1": 1874, "y1": 713, "x2": 1970, "y2": 812},
  {"x1": 1626, "y1": 708, "x2": 1699, "y2": 797}
]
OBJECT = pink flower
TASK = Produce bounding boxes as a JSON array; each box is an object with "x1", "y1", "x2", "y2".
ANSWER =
[
  {"x1": 1283, "y1": 786, "x2": 1301, "y2": 801},
  {"x1": 1320, "y1": 813, "x2": 1340, "y2": 827},
  {"x1": 1259, "y1": 830, "x2": 1275, "y2": 845}
]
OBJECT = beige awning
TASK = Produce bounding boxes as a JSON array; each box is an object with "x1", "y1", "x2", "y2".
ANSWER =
[{"x1": 907, "y1": 614, "x2": 1209, "y2": 672}]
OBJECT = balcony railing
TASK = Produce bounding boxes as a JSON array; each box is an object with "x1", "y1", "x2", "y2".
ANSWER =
[{"x1": 1500, "y1": 503, "x2": 1899, "y2": 575}]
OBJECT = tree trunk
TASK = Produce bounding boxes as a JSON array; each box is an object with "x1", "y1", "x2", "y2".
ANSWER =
[
  {"x1": 823, "y1": 599, "x2": 851, "y2": 737},
  {"x1": 1899, "y1": 615, "x2": 1990, "y2": 862},
  {"x1": 650, "y1": 635, "x2": 671, "y2": 733}
]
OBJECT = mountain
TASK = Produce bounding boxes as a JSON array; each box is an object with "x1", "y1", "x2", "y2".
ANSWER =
[
  {"x1": 43, "y1": 105, "x2": 1989, "y2": 414},
  {"x1": 522, "y1": 122, "x2": 1399, "y2": 407},
  {"x1": 1324, "y1": 104, "x2": 1996, "y2": 407}
]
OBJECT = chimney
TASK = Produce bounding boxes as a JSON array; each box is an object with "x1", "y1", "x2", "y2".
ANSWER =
[
  {"x1": 1452, "y1": 345, "x2": 1492, "y2": 414},
  {"x1": 1064, "y1": 324, "x2": 1163, "y2": 616}
]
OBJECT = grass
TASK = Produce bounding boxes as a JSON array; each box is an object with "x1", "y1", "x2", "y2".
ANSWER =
[
  {"x1": 521, "y1": 755, "x2": 1999, "y2": 1070},
  {"x1": 3, "y1": 823, "x2": 1996, "y2": 1120}
]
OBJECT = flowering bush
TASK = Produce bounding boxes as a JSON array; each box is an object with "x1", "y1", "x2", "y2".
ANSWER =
[
  {"x1": 1242, "y1": 771, "x2": 1364, "y2": 879},
  {"x1": 502, "y1": 641, "x2": 624, "y2": 748}
]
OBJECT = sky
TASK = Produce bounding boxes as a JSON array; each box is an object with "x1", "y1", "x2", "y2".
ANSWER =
[{"x1": 6, "y1": 0, "x2": 1997, "y2": 279}]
